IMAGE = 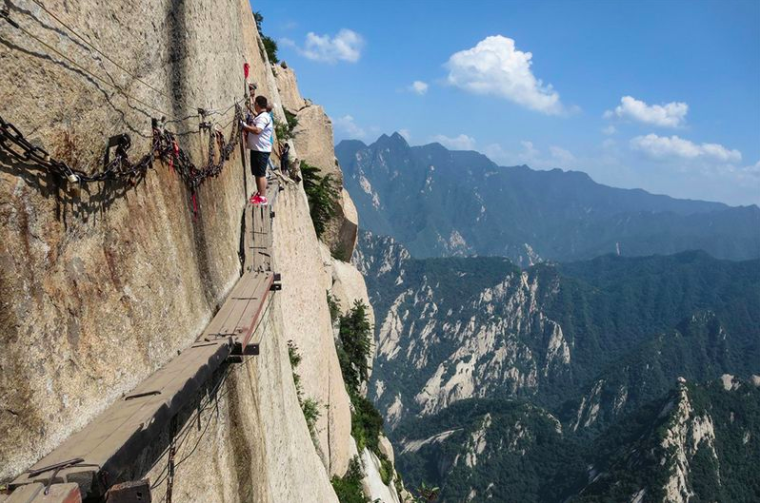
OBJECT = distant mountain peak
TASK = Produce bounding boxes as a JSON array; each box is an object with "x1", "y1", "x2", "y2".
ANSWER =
[
  {"x1": 338, "y1": 138, "x2": 758, "y2": 262},
  {"x1": 372, "y1": 132, "x2": 410, "y2": 150}
]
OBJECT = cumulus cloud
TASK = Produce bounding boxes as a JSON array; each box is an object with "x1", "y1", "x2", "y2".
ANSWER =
[
  {"x1": 549, "y1": 146, "x2": 576, "y2": 166},
  {"x1": 398, "y1": 129, "x2": 411, "y2": 141},
  {"x1": 484, "y1": 141, "x2": 577, "y2": 169},
  {"x1": 409, "y1": 81, "x2": 429, "y2": 95},
  {"x1": 431, "y1": 134, "x2": 476, "y2": 150},
  {"x1": 283, "y1": 29, "x2": 364, "y2": 63},
  {"x1": 630, "y1": 134, "x2": 741, "y2": 163},
  {"x1": 605, "y1": 96, "x2": 688, "y2": 128},
  {"x1": 445, "y1": 35, "x2": 564, "y2": 115},
  {"x1": 333, "y1": 115, "x2": 367, "y2": 139}
]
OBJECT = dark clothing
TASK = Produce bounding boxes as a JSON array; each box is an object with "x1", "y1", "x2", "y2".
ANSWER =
[
  {"x1": 250, "y1": 150, "x2": 270, "y2": 178},
  {"x1": 280, "y1": 144, "x2": 290, "y2": 175}
]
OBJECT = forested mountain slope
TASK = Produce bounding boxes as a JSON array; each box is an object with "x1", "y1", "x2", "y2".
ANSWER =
[{"x1": 339, "y1": 134, "x2": 760, "y2": 264}]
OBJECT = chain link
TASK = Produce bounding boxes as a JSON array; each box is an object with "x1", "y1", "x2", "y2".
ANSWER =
[{"x1": 0, "y1": 105, "x2": 244, "y2": 193}]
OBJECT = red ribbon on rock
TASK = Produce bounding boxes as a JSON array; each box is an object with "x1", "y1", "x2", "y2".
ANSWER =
[{"x1": 169, "y1": 139, "x2": 179, "y2": 174}]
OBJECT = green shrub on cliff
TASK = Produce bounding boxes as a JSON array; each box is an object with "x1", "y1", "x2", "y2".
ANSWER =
[
  {"x1": 287, "y1": 341, "x2": 321, "y2": 442},
  {"x1": 331, "y1": 457, "x2": 369, "y2": 503},
  {"x1": 301, "y1": 161, "x2": 339, "y2": 239},
  {"x1": 253, "y1": 11, "x2": 279, "y2": 63},
  {"x1": 337, "y1": 300, "x2": 373, "y2": 396}
]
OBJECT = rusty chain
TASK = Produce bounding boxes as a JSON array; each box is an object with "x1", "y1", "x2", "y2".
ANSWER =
[{"x1": 0, "y1": 105, "x2": 244, "y2": 194}]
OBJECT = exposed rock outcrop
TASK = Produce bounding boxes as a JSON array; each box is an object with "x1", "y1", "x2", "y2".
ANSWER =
[
  {"x1": 272, "y1": 63, "x2": 307, "y2": 112},
  {"x1": 273, "y1": 65, "x2": 358, "y2": 259}
]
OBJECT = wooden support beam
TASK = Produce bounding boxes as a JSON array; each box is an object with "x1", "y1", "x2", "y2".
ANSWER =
[{"x1": 104, "y1": 480, "x2": 151, "y2": 503}]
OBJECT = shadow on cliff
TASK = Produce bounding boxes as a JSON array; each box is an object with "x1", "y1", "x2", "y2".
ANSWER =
[{"x1": 0, "y1": 150, "x2": 151, "y2": 226}]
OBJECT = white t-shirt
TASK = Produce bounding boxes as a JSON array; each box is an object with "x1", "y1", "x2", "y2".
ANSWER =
[{"x1": 247, "y1": 112, "x2": 273, "y2": 152}]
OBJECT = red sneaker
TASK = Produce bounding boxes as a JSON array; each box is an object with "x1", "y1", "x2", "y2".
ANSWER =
[
  {"x1": 249, "y1": 193, "x2": 259, "y2": 204},
  {"x1": 254, "y1": 195, "x2": 269, "y2": 206}
]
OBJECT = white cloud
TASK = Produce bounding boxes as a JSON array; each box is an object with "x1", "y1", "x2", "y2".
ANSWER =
[
  {"x1": 483, "y1": 141, "x2": 576, "y2": 169},
  {"x1": 333, "y1": 115, "x2": 367, "y2": 139},
  {"x1": 445, "y1": 35, "x2": 564, "y2": 115},
  {"x1": 605, "y1": 96, "x2": 688, "y2": 128},
  {"x1": 602, "y1": 125, "x2": 617, "y2": 135},
  {"x1": 549, "y1": 146, "x2": 576, "y2": 166},
  {"x1": 483, "y1": 143, "x2": 510, "y2": 164},
  {"x1": 285, "y1": 29, "x2": 364, "y2": 63},
  {"x1": 431, "y1": 134, "x2": 476, "y2": 150},
  {"x1": 409, "y1": 81, "x2": 429, "y2": 95},
  {"x1": 630, "y1": 134, "x2": 741, "y2": 163},
  {"x1": 398, "y1": 129, "x2": 411, "y2": 141}
]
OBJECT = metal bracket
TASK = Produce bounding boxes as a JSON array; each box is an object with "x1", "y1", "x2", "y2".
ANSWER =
[
  {"x1": 198, "y1": 108, "x2": 212, "y2": 131},
  {"x1": 243, "y1": 343, "x2": 260, "y2": 356},
  {"x1": 273, "y1": 273, "x2": 282, "y2": 282},
  {"x1": 105, "y1": 479, "x2": 152, "y2": 503},
  {"x1": 270, "y1": 283, "x2": 282, "y2": 291},
  {"x1": 124, "y1": 390, "x2": 161, "y2": 401},
  {"x1": 104, "y1": 134, "x2": 131, "y2": 168},
  {"x1": 28, "y1": 458, "x2": 85, "y2": 477}
]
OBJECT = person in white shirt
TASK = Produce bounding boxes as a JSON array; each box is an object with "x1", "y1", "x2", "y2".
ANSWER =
[{"x1": 241, "y1": 95, "x2": 273, "y2": 205}]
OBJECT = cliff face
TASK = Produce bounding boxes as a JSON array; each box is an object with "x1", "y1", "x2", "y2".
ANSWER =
[
  {"x1": 1, "y1": 1, "x2": 398, "y2": 501},
  {"x1": 273, "y1": 65, "x2": 359, "y2": 261},
  {"x1": 2, "y1": 0, "x2": 264, "y2": 479}
]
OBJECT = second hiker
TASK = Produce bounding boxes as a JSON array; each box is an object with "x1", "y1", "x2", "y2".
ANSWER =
[{"x1": 242, "y1": 95, "x2": 273, "y2": 205}]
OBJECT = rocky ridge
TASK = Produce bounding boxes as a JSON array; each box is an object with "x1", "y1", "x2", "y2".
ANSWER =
[{"x1": 338, "y1": 134, "x2": 760, "y2": 263}]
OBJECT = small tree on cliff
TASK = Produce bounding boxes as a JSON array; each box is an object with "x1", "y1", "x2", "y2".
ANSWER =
[
  {"x1": 301, "y1": 161, "x2": 339, "y2": 238},
  {"x1": 338, "y1": 300, "x2": 373, "y2": 395},
  {"x1": 254, "y1": 11, "x2": 279, "y2": 63}
]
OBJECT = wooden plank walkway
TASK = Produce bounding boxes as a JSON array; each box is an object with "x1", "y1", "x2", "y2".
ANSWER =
[{"x1": 9, "y1": 179, "x2": 282, "y2": 500}]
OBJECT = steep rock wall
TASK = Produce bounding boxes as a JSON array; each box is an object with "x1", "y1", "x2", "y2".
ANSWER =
[
  {"x1": 1, "y1": 0, "x2": 272, "y2": 479},
  {"x1": 0, "y1": 0, "x2": 356, "y2": 494},
  {"x1": 140, "y1": 292, "x2": 338, "y2": 503},
  {"x1": 273, "y1": 63, "x2": 359, "y2": 260},
  {"x1": 271, "y1": 182, "x2": 353, "y2": 477}
]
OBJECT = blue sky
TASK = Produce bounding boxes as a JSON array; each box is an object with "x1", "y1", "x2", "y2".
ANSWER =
[{"x1": 254, "y1": 0, "x2": 760, "y2": 206}]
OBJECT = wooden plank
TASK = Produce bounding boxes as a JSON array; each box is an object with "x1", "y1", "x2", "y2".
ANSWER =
[
  {"x1": 201, "y1": 273, "x2": 260, "y2": 337},
  {"x1": 232, "y1": 274, "x2": 274, "y2": 352},
  {"x1": 6, "y1": 483, "x2": 81, "y2": 503},
  {"x1": 11, "y1": 344, "x2": 228, "y2": 492},
  {"x1": 205, "y1": 273, "x2": 263, "y2": 338},
  {"x1": 223, "y1": 274, "x2": 268, "y2": 333},
  {"x1": 243, "y1": 204, "x2": 255, "y2": 273}
]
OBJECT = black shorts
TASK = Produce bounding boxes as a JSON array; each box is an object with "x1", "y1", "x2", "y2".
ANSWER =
[{"x1": 250, "y1": 150, "x2": 270, "y2": 178}]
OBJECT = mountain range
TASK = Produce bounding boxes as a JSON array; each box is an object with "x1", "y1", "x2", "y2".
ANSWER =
[
  {"x1": 344, "y1": 134, "x2": 760, "y2": 502},
  {"x1": 337, "y1": 133, "x2": 760, "y2": 265},
  {"x1": 354, "y1": 230, "x2": 760, "y2": 502}
]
